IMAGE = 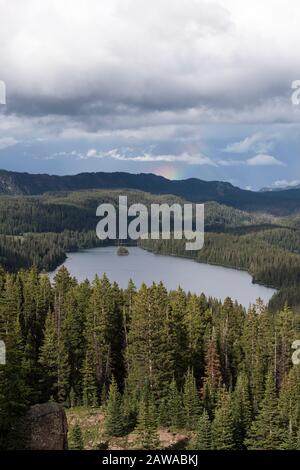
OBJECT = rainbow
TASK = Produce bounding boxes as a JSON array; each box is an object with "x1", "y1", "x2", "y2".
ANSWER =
[{"x1": 152, "y1": 164, "x2": 183, "y2": 180}]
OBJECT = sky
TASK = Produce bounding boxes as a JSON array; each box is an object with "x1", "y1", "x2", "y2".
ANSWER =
[{"x1": 0, "y1": 0, "x2": 300, "y2": 190}]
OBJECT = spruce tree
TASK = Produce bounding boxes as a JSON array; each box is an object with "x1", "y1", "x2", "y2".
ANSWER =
[
  {"x1": 184, "y1": 294, "x2": 205, "y2": 382},
  {"x1": 0, "y1": 317, "x2": 29, "y2": 449},
  {"x1": 202, "y1": 337, "x2": 222, "y2": 416},
  {"x1": 232, "y1": 371, "x2": 252, "y2": 449},
  {"x1": 245, "y1": 370, "x2": 286, "y2": 450},
  {"x1": 127, "y1": 283, "x2": 173, "y2": 401},
  {"x1": 39, "y1": 311, "x2": 70, "y2": 403},
  {"x1": 69, "y1": 422, "x2": 84, "y2": 450},
  {"x1": 62, "y1": 283, "x2": 90, "y2": 403},
  {"x1": 182, "y1": 369, "x2": 200, "y2": 430},
  {"x1": 275, "y1": 304, "x2": 296, "y2": 388},
  {"x1": 188, "y1": 410, "x2": 212, "y2": 450},
  {"x1": 135, "y1": 393, "x2": 160, "y2": 450},
  {"x1": 212, "y1": 388, "x2": 235, "y2": 450},
  {"x1": 168, "y1": 288, "x2": 188, "y2": 387},
  {"x1": 104, "y1": 377, "x2": 124, "y2": 437},
  {"x1": 278, "y1": 366, "x2": 300, "y2": 448},
  {"x1": 82, "y1": 348, "x2": 98, "y2": 407},
  {"x1": 166, "y1": 378, "x2": 184, "y2": 428}
]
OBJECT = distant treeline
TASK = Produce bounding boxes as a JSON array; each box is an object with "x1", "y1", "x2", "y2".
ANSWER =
[{"x1": 0, "y1": 231, "x2": 102, "y2": 272}]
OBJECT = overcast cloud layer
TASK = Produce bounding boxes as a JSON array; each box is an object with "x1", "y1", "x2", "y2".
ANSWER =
[{"x1": 0, "y1": 0, "x2": 300, "y2": 188}]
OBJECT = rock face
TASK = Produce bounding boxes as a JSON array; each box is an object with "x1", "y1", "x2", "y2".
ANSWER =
[{"x1": 25, "y1": 402, "x2": 68, "y2": 450}]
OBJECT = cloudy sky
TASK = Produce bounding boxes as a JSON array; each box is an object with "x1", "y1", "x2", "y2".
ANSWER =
[{"x1": 0, "y1": 0, "x2": 300, "y2": 189}]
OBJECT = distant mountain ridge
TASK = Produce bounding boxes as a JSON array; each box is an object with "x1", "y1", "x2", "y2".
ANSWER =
[{"x1": 1, "y1": 169, "x2": 300, "y2": 215}]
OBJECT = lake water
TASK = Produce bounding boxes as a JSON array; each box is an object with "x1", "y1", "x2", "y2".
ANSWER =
[{"x1": 49, "y1": 246, "x2": 276, "y2": 308}]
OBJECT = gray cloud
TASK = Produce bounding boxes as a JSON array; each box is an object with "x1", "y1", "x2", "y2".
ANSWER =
[{"x1": 1, "y1": 0, "x2": 300, "y2": 129}]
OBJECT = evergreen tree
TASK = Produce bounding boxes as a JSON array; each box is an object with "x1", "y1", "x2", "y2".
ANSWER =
[
  {"x1": 166, "y1": 378, "x2": 184, "y2": 428},
  {"x1": 39, "y1": 311, "x2": 70, "y2": 402},
  {"x1": 188, "y1": 410, "x2": 212, "y2": 450},
  {"x1": 69, "y1": 422, "x2": 84, "y2": 450},
  {"x1": 0, "y1": 317, "x2": 29, "y2": 449},
  {"x1": 182, "y1": 369, "x2": 200, "y2": 430},
  {"x1": 104, "y1": 377, "x2": 124, "y2": 437},
  {"x1": 245, "y1": 370, "x2": 286, "y2": 450},
  {"x1": 82, "y1": 348, "x2": 98, "y2": 407},
  {"x1": 127, "y1": 283, "x2": 173, "y2": 400},
  {"x1": 202, "y1": 336, "x2": 222, "y2": 416},
  {"x1": 184, "y1": 294, "x2": 205, "y2": 382},
  {"x1": 62, "y1": 283, "x2": 90, "y2": 403},
  {"x1": 168, "y1": 288, "x2": 188, "y2": 387},
  {"x1": 278, "y1": 366, "x2": 300, "y2": 448},
  {"x1": 232, "y1": 371, "x2": 252, "y2": 449},
  {"x1": 135, "y1": 393, "x2": 160, "y2": 450},
  {"x1": 275, "y1": 304, "x2": 296, "y2": 388},
  {"x1": 212, "y1": 388, "x2": 235, "y2": 450}
]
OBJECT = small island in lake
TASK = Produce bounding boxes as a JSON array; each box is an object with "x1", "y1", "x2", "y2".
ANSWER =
[{"x1": 117, "y1": 246, "x2": 129, "y2": 256}]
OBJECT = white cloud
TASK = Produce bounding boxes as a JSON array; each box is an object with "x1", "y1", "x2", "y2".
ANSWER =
[
  {"x1": 246, "y1": 154, "x2": 284, "y2": 166},
  {"x1": 84, "y1": 149, "x2": 216, "y2": 165},
  {"x1": 272, "y1": 179, "x2": 300, "y2": 188},
  {"x1": 217, "y1": 158, "x2": 244, "y2": 166},
  {"x1": 0, "y1": 137, "x2": 18, "y2": 149},
  {"x1": 224, "y1": 133, "x2": 272, "y2": 154}
]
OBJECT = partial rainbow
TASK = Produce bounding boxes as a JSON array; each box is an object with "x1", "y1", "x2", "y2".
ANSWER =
[{"x1": 152, "y1": 164, "x2": 183, "y2": 180}]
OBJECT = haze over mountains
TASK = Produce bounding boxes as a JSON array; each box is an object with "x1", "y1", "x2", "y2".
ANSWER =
[{"x1": 0, "y1": 169, "x2": 300, "y2": 216}]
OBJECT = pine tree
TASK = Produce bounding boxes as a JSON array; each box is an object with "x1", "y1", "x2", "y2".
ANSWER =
[
  {"x1": 0, "y1": 317, "x2": 29, "y2": 449},
  {"x1": 278, "y1": 366, "x2": 300, "y2": 448},
  {"x1": 275, "y1": 304, "x2": 296, "y2": 388},
  {"x1": 218, "y1": 297, "x2": 244, "y2": 388},
  {"x1": 184, "y1": 294, "x2": 205, "y2": 382},
  {"x1": 166, "y1": 378, "x2": 184, "y2": 428},
  {"x1": 212, "y1": 388, "x2": 235, "y2": 450},
  {"x1": 202, "y1": 336, "x2": 222, "y2": 416},
  {"x1": 188, "y1": 410, "x2": 212, "y2": 450},
  {"x1": 245, "y1": 370, "x2": 286, "y2": 450},
  {"x1": 82, "y1": 348, "x2": 98, "y2": 407},
  {"x1": 104, "y1": 377, "x2": 124, "y2": 437},
  {"x1": 168, "y1": 288, "x2": 188, "y2": 387},
  {"x1": 62, "y1": 283, "x2": 90, "y2": 403},
  {"x1": 232, "y1": 371, "x2": 252, "y2": 449},
  {"x1": 241, "y1": 304, "x2": 273, "y2": 413},
  {"x1": 39, "y1": 311, "x2": 70, "y2": 402},
  {"x1": 85, "y1": 275, "x2": 124, "y2": 394},
  {"x1": 135, "y1": 393, "x2": 160, "y2": 450},
  {"x1": 127, "y1": 283, "x2": 173, "y2": 400},
  {"x1": 69, "y1": 422, "x2": 84, "y2": 450},
  {"x1": 182, "y1": 369, "x2": 200, "y2": 430}
]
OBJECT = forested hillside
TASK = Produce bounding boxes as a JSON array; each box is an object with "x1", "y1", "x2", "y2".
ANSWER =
[
  {"x1": 0, "y1": 267, "x2": 300, "y2": 450},
  {"x1": 1, "y1": 169, "x2": 300, "y2": 214},
  {"x1": 0, "y1": 190, "x2": 263, "y2": 271}
]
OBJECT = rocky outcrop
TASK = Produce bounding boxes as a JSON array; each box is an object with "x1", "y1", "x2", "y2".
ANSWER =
[{"x1": 25, "y1": 402, "x2": 68, "y2": 450}]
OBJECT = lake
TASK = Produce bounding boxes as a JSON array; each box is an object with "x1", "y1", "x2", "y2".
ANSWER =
[{"x1": 49, "y1": 246, "x2": 276, "y2": 308}]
